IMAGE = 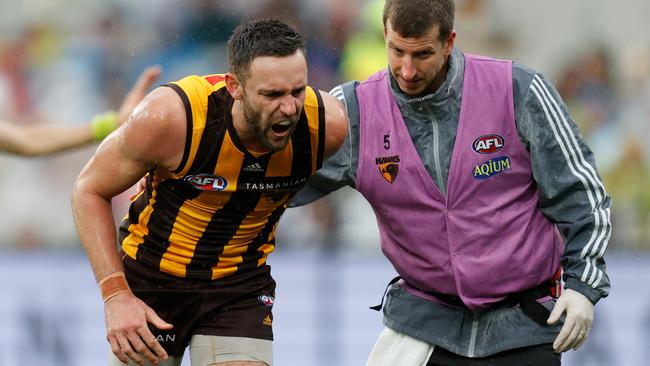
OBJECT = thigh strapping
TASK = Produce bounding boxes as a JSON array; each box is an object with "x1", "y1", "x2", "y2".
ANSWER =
[{"x1": 189, "y1": 334, "x2": 272, "y2": 366}]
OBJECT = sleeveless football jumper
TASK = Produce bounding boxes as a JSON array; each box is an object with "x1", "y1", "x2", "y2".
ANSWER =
[{"x1": 119, "y1": 74, "x2": 326, "y2": 281}]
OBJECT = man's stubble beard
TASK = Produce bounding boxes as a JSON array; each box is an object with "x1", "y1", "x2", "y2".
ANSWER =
[
  {"x1": 242, "y1": 98, "x2": 295, "y2": 153},
  {"x1": 242, "y1": 98, "x2": 273, "y2": 152}
]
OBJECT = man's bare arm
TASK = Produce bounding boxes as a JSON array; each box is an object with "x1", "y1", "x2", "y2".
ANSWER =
[
  {"x1": 71, "y1": 86, "x2": 185, "y2": 365},
  {"x1": 319, "y1": 90, "x2": 349, "y2": 159},
  {"x1": 0, "y1": 66, "x2": 160, "y2": 156},
  {"x1": 72, "y1": 85, "x2": 184, "y2": 280}
]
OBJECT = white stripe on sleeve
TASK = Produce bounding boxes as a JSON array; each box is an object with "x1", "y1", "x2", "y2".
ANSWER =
[{"x1": 530, "y1": 75, "x2": 610, "y2": 288}]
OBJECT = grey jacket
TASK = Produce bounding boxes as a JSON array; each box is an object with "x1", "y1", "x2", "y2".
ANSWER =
[{"x1": 290, "y1": 48, "x2": 611, "y2": 356}]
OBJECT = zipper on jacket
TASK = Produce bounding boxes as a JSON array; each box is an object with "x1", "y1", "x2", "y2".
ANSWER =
[
  {"x1": 468, "y1": 312, "x2": 479, "y2": 357},
  {"x1": 423, "y1": 103, "x2": 447, "y2": 196}
]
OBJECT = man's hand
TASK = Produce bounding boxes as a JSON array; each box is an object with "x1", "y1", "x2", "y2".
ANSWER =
[
  {"x1": 129, "y1": 176, "x2": 148, "y2": 201},
  {"x1": 547, "y1": 288, "x2": 594, "y2": 353},
  {"x1": 105, "y1": 292, "x2": 173, "y2": 365},
  {"x1": 117, "y1": 66, "x2": 163, "y2": 125}
]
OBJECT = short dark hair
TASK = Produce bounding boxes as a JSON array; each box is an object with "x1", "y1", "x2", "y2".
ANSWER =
[
  {"x1": 227, "y1": 19, "x2": 306, "y2": 80},
  {"x1": 383, "y1": 0, "x2": 455, "y2": 40}
]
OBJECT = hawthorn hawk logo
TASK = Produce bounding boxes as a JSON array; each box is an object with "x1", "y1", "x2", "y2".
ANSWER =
[{"x1": 375, "y1": 155, "x2": 400, "y2": 183}]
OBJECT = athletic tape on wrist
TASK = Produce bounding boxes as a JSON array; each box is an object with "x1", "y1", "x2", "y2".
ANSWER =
[
  {"x1": 98, "y1": 271, "x2": 130, "y2": 302},
  {"x1": 90, "y1": 111, "x2": 118, "y2": 142}
]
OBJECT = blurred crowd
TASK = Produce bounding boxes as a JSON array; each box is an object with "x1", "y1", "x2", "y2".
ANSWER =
[{"x1": 0, "y1": 0, "x2": 649, "y2": 252}]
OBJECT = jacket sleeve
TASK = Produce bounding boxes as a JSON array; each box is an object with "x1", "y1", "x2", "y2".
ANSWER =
[
  {"x1": 518, "y1": 72, "x2": 611, "y2": 304},
  {"x1": 288, "y1": 84, "x2": 357, "y2": 207}
]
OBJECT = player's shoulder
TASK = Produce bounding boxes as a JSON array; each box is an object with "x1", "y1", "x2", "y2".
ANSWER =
[
  {"x1": 167, "y1": 74, "x2": 227, "y2": 100},
  {"x1": 116, "y1": 86, "x2": 187, "y2": 168},
  {"x1": 169, "y1": 74, "x2": 226, "y2": 86},
  {"x1": 124, "y1": 87, "x2": 186, "y2": 142},
  {"x1": 304, "y1": 85, "x2": 348, "y2": 113},
  {"x1": 302, "y1": 85, "x2": 321, "y2": 108},
  {"x1": 309, "y1": 88, "x2": 347, "y2": 127}
]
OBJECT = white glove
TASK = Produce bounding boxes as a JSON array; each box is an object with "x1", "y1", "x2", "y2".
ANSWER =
[{"x1": 547, "y1": 288, "x2": 594, "y2": 352}]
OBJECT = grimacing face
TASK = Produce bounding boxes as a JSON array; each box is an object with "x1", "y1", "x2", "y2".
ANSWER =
[
  {"x1": 239, "y1": 51, "x2": 308, "y2": 152},
  {"x1": 384, "y1": 20, "x2": 455, "y2": 96}
]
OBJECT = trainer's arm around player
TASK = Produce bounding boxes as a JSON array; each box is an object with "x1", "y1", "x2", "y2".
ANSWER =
[
  {"x1": 0, "y1": 66, "x2": 160, "y2": 156},
  {"x1": 71, "y1": 86, "x2": 186, "y2": 365}
]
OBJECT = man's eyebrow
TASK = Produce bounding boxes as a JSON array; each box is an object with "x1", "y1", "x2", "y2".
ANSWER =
[
  {"x1": 259, "y1": 88, "x2": 284, "y2": 94},
  {"x1": 259, "y1": 85, "x2": 306, "y2": 94}
]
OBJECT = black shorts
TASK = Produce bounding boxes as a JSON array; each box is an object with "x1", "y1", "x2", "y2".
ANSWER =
[
  {"x1": 122, "y1": 255, "x2": 276, "y2": 356},
  {"x1": 427, "y1": 343, "x2": 561, "y2": 366}
]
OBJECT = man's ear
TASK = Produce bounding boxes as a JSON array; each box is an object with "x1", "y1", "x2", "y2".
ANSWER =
[
  {"x1": 445, "y1": 31, "x2": 457, "y2": 56},
  {"x1": 225, "y1": 73, "x2": 243, "y2": 100}
]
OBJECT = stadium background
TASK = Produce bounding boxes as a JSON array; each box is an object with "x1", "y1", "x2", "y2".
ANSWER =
[{"x1": 0, "y1": 0, "x2": 649, "y2": 365}]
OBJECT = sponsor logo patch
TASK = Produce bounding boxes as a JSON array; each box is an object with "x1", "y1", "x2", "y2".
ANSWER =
[
  {"x1": 472, "y1": 134, "x2": 504, "y2": 154},
  {"x1": 184, "y1": 174, "x2": 228, "y2": 191},
  {"x1": 155, "y1": 333, "x2": 177, "y2": 342},
  {"x1": 258, "y1": 294, "x2": 275, "y2": 307},
  {"x1": 244, "y1": 177, "x2": 307, "y2": 192},
  {"x1": 264, "y1": 192, "x2": 287, "y2": 204},
  {"x1": 263, "y1": 314, "x2": 273, "y2": 326},
  {"x1": 243, "y1": 162, "x2": 265, "y2": 172},
  {"x1": 375, "y1": 155, "x2": 400, "y2": 183},
  {"x1": 472, "y1": 156, "x2": 511, "y2": 179}
]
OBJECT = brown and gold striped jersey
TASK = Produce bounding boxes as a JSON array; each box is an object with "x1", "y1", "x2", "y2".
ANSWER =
[{"x1": 118, "y1": 74, "x2": 326, "y2": 280}]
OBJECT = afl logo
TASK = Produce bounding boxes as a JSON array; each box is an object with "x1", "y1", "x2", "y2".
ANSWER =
[
  {"x1": 184, "y1": 174, "x2": 228, "y2": 191},
  {"x1": 472, "y1": 134, "x2": 504, "y2": 154},
  {"x1": 258, "y1": 294, "x2": 275, "y2": 307}
]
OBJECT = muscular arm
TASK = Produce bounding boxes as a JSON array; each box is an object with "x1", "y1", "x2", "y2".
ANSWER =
[
  {"x1": 72, "y1": 85, "x2": 185, "y2": 282},
  {"x1": 319, "y1": 89, "x2": 348, "y2": 159},
  {"x1": 0, "y1": 66, "x2": 160, "y2": 156},
  {"x1": 71, "y1": 86, "x2": 185, "y2": 364}
]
